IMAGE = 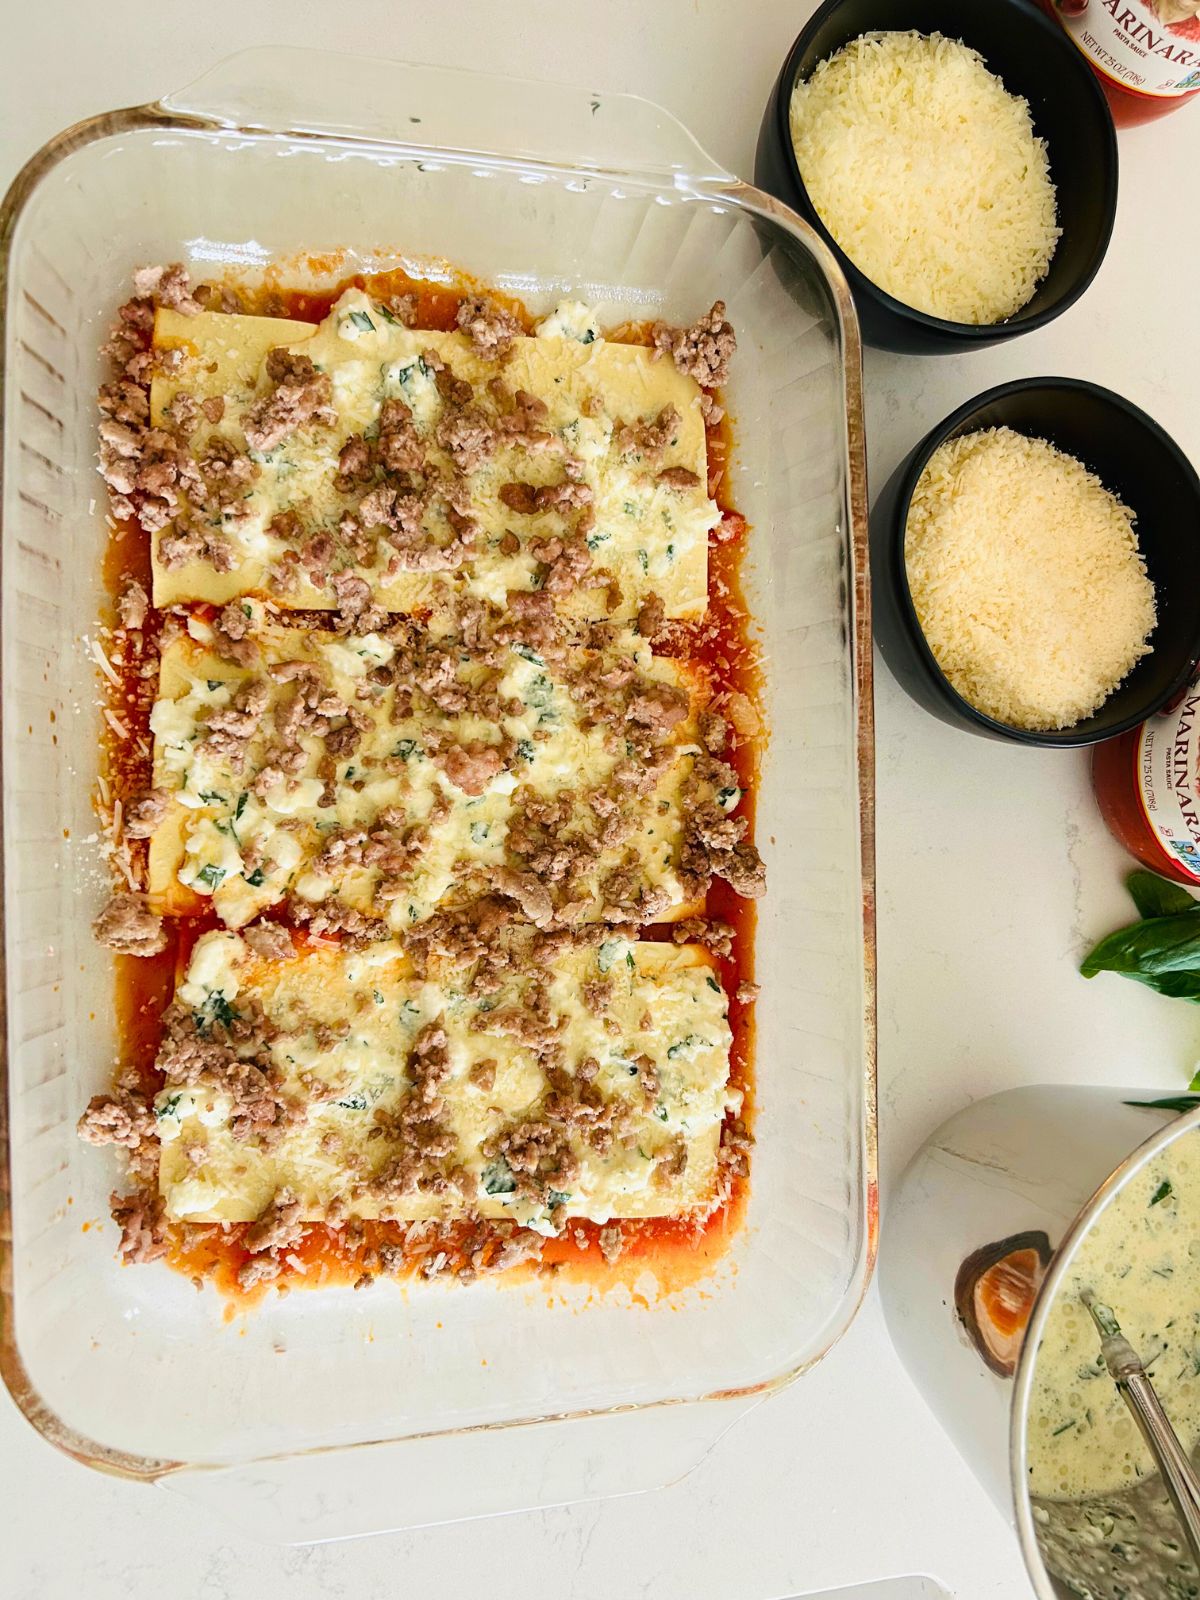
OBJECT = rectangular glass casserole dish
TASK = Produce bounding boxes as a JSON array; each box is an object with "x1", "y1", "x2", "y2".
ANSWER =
[{"x1": 0, "y1": 50, "x2": 875, "y2": 1539}]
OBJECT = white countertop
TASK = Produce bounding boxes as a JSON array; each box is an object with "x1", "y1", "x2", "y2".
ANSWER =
[{"x1": 2, "y1": 4, "x2": 1198, "y2": 1596}]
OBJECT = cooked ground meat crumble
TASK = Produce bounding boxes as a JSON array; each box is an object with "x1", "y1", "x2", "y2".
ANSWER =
[{"x1": 81, "y1": 263, "x2": 761, "y2": 1296}]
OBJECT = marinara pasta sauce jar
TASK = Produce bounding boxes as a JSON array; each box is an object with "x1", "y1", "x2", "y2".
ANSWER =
[
  {"x1": 1093, "y1": 684, "x2": 1200, "y2": 883},
  {"x1": 1037, "y1": 0, "x2": 1200, "y2": 123}
]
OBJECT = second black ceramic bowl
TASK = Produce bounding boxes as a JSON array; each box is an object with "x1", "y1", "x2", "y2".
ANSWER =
[
  {"x1": 755, "y1": 0, "x2": 1118, "y2": 354},
  {"x1": 871, "y1": 379, "x2": 1200, "y2": 746}
]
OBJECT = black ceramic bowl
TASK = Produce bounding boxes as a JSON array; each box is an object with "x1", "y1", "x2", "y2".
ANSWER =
[
  {"x1": 755, "y1": 0, "x2": 1118, "y2": 354},
  {"x1": 871, "y1": 379, "x2": 1200, "y2": 746}
]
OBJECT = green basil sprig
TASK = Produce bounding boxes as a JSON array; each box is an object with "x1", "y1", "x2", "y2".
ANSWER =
[
  {"x1": 1124, "y1": 872, "x2": 1199, "y2": 921},
  {"x1": 1082, "y1": 874, "x2": 1200, "y2": 1000},
  {"x1": 1082, "y1": 874, "x2": 1200, "y2": 1088}
]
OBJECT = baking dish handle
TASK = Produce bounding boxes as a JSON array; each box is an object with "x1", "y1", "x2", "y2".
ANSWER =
[
  {"x1": 157, "y1": 1395, "x2": 761, "y2": 1544},
  {"x1": 159, "y1": 48, "x2": 734, "y2": 188}
]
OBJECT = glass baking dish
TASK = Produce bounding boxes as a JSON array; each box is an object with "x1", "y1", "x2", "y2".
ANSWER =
[{"x1": 0, "y1": 50, "x2": 875, "y2": 1540}]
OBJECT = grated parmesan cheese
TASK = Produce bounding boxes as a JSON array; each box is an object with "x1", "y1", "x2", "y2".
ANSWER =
[
  {"x1": 904, "y1": 428, "x2": 1156, "y2": 731},
  {"x1": 789, "y1": 32, "x2": 1060, "y2": 325}
]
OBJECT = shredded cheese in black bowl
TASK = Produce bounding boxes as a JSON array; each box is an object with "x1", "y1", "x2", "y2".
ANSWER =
[
  {"x1": 755, "y1": 0, "x2": 1118, "y2": 354},
  {"x1": 870, "y1": 377, "x2": 1200, "y2": 746}
]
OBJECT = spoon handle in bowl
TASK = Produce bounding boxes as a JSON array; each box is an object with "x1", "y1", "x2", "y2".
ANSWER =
[{"x1": 1116, "y1": 1367, "x2": 1200, "y2": 1570}]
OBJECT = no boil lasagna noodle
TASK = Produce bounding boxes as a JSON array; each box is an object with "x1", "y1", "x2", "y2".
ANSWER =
[{"x1": 80, "y1": 263, "x2": 762, "y2": 1293}]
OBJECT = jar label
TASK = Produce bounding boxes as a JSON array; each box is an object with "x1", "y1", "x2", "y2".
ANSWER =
[
  {"x1": 1059, "y1": 0, "x2": 1200, "y2": 97},
  {"x1": 1138, "y1": 691, "x2": 1200, "y2": 881}
]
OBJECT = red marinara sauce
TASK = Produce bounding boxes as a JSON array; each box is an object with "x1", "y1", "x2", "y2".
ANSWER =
[
  {"x1": 1037, "y1": 0, "x2": 1200, "y2": 124},
  {"x1": 1092, "y1": 685, "x2": 1200, "y2": 884}
]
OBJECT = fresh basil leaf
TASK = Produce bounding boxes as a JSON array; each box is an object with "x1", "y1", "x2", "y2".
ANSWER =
[
  {"x1": 1080, "y1": 913, "x2": 1200, "y2": 1001},
  {"x1": 1125, "y1": 1093, "x2": 1200, "y2": 1111},
  {"x1": 1126, "y1": 871, "x2": 1199, "y2": 920}
]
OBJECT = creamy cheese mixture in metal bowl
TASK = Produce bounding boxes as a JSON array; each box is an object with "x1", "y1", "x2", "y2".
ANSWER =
[{"x1": 1019, "y1": 1126, "x2": 1200, "y2": 1599}]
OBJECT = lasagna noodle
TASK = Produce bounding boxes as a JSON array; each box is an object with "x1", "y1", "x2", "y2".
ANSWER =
[
  {"x1": 150, "y1": 290, "x2": 716, "y2": 618},
  {"x1": 157, "y1": 931, "x2": 735, "y2": 1227},
  {"x1": 146, "y1": 620, "x2": 708, "y2": 929}
]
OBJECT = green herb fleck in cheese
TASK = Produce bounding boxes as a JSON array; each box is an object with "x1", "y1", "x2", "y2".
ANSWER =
[{"x1": 536, "y1": 299, "x2": 601, "y2": 344}]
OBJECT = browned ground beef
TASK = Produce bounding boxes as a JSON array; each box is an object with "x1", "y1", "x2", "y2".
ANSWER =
[
  {"x1": 117, "y1": 575, "x2": 149, "y2": 630},
  {"x1": 241, "y1": 921, "x2": 296, "y2": 962},
  {"x1": 652, "y1": 301, "x2": 736, "y2": 388},
  {"x1": 455, "y1": 295, "x2": 519, "y2": 360},
  {"x1": 123, "y1": 788, "x2": 169, "y2": 839},
  {"x1": 110, "y1": 1189, "x2": 168, "y2": 1263},
  {"x1": 243, "y1": 352, "x2": 335, "y2": 452},
  {"x1": 93, "y1": 893, "x2": 167, "y2": 956},
  {"x1": 244, "y1": 1188, "x2": 305, "y2": 1255},
  {"x1": 657, "y1": 466, "x2": 701, "y2": 490}
]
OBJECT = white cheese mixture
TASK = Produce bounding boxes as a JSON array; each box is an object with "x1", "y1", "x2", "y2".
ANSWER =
[{"x1": 1027, "y1": 1131, "x2": 1200, "y2": 1500}]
